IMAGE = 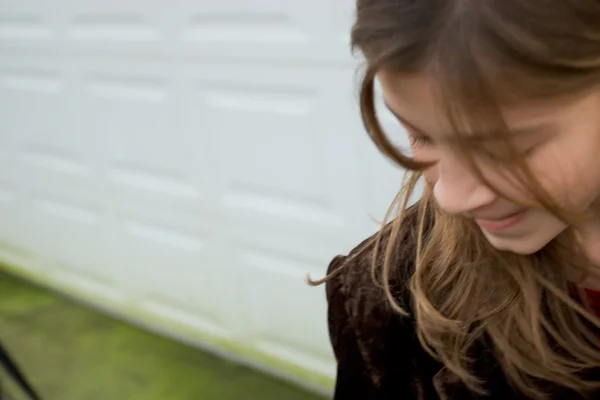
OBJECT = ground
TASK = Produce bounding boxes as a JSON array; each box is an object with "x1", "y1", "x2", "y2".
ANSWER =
[{"x1": 0, "y1": 271, "x2": 326, "y2": 400}]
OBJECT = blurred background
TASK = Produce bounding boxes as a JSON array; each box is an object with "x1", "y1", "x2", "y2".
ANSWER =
[{"x1": 0, "y1": 0, "x2": 408, "y2": 399}]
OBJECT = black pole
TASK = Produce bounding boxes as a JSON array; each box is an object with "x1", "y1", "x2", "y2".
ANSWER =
[{"x1": 0, "y1": 341, "x2": 42, "y2": 400}]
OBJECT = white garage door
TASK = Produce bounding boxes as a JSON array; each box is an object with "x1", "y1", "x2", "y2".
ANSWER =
[{"x1": 0, "y1": 0, "x2": 406, "y2": 393}]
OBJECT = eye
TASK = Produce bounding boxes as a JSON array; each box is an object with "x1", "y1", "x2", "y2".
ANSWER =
[
  {"x1": 479, "y1": 145, "x2": 536, "y2": 165},
  {"x1": 408, "y1": 133, "x2": 433, "y2": 147},
  {"x1": 522, "y1": 146, "x2": 537, "y2": 157}
]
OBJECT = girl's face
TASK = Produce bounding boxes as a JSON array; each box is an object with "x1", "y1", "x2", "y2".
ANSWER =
[{"x1": 378, "y1": 71, "x2": 600, "y2": 255}]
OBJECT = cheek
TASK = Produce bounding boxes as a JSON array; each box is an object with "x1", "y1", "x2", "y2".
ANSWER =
[
  {"x1": 412, "y1": 146, "x2": 439, "y2": 183},
  {"x1": 524, "y1": 121, "x2": 600, "y2": 209},
  {"x1": 423, "y1": 167, "x2": 438, "y2": 184},
  {"x1": 514, "y1": 142, "x2": 600, "y2": 210},
  {"x1": 542, "y1": 162, "x2": 600, "y2": 211},
  {"x1": 484, "y1": 169, "x2": 533, "y2": 203}
]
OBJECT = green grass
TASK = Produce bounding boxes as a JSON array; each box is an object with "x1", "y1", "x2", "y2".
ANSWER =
[{"x1": 0, "y1": 271, "x2": 327, "y2": 400}]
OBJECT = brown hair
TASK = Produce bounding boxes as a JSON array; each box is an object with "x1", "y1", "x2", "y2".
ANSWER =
[{"x1": 316, "y1": 1, "x2": 600, "y2": 398}]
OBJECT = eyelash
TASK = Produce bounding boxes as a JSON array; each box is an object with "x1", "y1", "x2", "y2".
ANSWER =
[
  {"x1": 407, "y1": 132, "x2": 537, "y2": 160},
  {"x1": 477, "y1": 147, "x2": 538, "y2": 166},
  {"x1": 408, "y1": 133, "x2": 432, "y2": 147}
]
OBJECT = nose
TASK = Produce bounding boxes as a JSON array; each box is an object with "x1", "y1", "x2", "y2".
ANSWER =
[{"x1": 431, "y1": 154, "x2": 497, "y2": 215}]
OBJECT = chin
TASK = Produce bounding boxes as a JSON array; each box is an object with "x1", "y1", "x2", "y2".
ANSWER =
[{"x1": 483, "y1": 233, "x2": 553, "y2": 255}]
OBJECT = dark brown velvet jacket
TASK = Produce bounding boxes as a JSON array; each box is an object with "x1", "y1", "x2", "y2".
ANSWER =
[{"x1": 326, "y1": 209, "x2": 600, "y2": 399}]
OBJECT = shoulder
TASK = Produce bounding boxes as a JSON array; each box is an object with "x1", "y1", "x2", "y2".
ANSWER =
[
  {"x1": 325, "y1": 204, "x2": 423, "y2": 387},
  {"x1": 326, "y1": 204, "x2": 422, "y2": 321},
  {"x1": 325, "y1": 204, "x2": 423, "y2": 345}
]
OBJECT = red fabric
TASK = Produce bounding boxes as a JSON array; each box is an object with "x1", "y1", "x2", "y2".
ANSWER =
[{"x1": 583, "y1": 287, "x2": 600, "y2": 318}]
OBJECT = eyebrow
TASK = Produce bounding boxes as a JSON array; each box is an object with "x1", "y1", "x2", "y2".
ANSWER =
[{"x1": 383, "y1": 101, "x2": 555, "y2": 139}]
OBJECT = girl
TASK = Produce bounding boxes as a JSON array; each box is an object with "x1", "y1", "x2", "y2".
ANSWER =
[{"x1": 313, "y1": 0, "x2": 600, "y2": 399}]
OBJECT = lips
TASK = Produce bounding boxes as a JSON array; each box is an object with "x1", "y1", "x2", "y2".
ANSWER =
[{"x1": 474, "y1": 210, "x2": 527, "y2": 232}]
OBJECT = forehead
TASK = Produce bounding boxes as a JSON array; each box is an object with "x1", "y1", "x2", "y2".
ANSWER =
[{"x1": 376, "y1": 70, "x2": 564, "y2": 137}]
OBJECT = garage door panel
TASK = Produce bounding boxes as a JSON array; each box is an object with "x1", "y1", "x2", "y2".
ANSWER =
[
  {"x1": 22, "y1": 192, "x2": 103, "y2": 263},
  {"x1": 76, "y1": 63, "x2": 207, "y2": 201},
  {"x1": 0, "y1": 57, "x2": 108, "y2": 201},
  {"x1": 199, "y1": 66, "x2": 346, "y2": 228},
  {"x1": 0, "y1": 65, "x2": 67, "y2": 148},
  {"x1": 239, "y1": 249, "x2": 333, "y2": 366},
  {"x1": 113, "y1": 218, "x2": 236, "y2": 336},
  {"x1": 175, "y1": 0, "x2": 353, "y2": 63},
  {"x1": 0, "y1": 2, "x2": 60, "y2": 43}
]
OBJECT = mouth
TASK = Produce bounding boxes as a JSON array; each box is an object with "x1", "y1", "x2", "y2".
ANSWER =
[{"x1": 474, "y1": 210, "x2": 527, "y2": 232}]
